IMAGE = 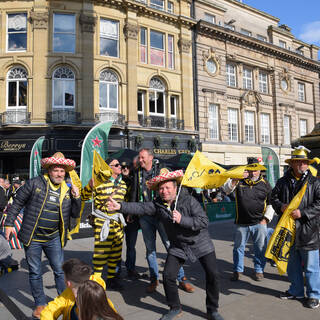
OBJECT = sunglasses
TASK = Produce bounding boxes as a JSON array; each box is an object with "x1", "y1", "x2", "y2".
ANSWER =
[{"x1": 110, "y1": 163, "x2": 120, "y2": 167}]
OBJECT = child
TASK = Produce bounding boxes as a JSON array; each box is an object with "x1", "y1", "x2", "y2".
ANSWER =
[
  {"x1": 76, "y1": 280, "x2": 123, "y2": 320},
  {"x1": 40, "y1": 258, "x2": 116, "y2": 320}
]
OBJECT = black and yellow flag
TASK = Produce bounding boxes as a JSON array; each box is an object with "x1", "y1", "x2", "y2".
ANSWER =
[
  {"x1": 265, "y1": 182, "x2": 308, "y2": 275},
  {"x1": 92, "y1": 150, "x2": 112, "y2": 188}
]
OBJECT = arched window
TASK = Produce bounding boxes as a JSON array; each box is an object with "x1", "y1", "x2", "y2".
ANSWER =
[
  {"x1": 52, "y1": 66, "x2": 75, "y2": 108},
  {"x1": 149, "y1": 77, "x2": 165, "y2": 115},
  {"x1": 99, "y1": 69, "x2": 118, "y2": 110},
  {"x1": 7, "y1": 67, "x2": 28, "y2": 107}
]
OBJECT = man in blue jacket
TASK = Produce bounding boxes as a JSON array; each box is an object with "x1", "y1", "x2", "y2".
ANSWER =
[{"x1": 4, "y1": 152, "x2": 81, "y2": 319}]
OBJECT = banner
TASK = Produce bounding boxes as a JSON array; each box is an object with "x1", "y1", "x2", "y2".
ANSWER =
[
  {"x1": 29, "y1": 136, "x2": 45, "y2": 179},
  {"x1": 80, "y1": 121, "x2": 112, "y2": 188},
  {"x1": 265, "y1": 182, "x2": 307, "y2": 275},
  {"x1": 261, "y1": 147, "x2": 280, "y2": 188},
  {"x1": 181, "y1": 151, "x2": 245, "y2": 189},
  {"x1": 92, "y1": 150, "x2": 112, "y2": 188}
]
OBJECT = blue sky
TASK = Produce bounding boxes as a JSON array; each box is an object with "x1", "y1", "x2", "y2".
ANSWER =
[{"x1": 243, "y1": 1, "x2": 320, "y2": 58}]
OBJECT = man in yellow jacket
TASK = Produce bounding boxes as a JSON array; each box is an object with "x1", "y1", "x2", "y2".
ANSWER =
[{"x1": 40, "y1": 258, "x2": 116, "y2": 320}]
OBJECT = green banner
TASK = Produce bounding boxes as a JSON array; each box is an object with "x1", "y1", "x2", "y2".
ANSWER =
[
  {"x1": 29, "y1": 136, "x2": 45, "y2": 179},
  {"x1": 80, "y1": 121, "x2": 112, "y2": 188},
  {"x1": 261, "y1": 146, "x2": 280, "y2": 188}
]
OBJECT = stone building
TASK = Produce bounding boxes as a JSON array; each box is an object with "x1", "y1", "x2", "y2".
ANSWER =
[
  {"x1": 193, "y1": 0, "x2": 320, "y2": 170},
  {"x1": 0, "y1": 0, "x2": 196, "y2": 177}
]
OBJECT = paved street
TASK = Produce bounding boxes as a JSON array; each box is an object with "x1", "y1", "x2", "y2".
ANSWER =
[{"x1": 0, "y1": 220, "x2": 319, "y2": 320}]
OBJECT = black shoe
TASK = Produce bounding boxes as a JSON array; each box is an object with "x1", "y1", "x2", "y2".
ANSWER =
[
  {"x1": 306, "y1": 298, "x2": 320, "y2": 309},
  {"x1": 127, "y1": 270, "x2": 141, "y2": 280},
  {"x1": 280, "y1": 290, "x2": 304, "y2": 300},
  {"x1": 207, "y1": 311, "x2": 224, "y2": 320},
  {"x1": 107, "y1": 277, "x2": 124, "y2": 291},
  {"x1": 159, "y1": 308, "x2": 182, "y2": 320}
]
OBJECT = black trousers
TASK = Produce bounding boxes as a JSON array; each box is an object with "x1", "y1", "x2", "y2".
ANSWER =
[{"x1": 163, "y1": 251, "x2": 220, "y2": 312}]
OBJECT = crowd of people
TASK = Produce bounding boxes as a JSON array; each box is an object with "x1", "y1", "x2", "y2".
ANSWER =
[{"x1": 0, "y1": 145, "x2": 319, "y2": 320}]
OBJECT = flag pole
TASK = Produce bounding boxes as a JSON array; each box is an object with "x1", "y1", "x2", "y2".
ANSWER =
[{"x1": 174, "y1": 183, "x2": 183, "y2": 211}]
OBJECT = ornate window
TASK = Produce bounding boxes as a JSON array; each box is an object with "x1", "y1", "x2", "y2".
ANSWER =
[
  {"x1": 283, "y1": 115, "x2": 291, "y2": 145},
  {"x1": 260, "y1": 113, "x2": 270, "y2": 144},
  {"x1": 259, "y1": 71, "x2": 268, "y2": 94},
  {"x1": 149, "y1": 77, "x2": 165, "y2": 115},
  {"x1": 7, "y1": 67, "x2": 28, "y2": 107},
  {"x1": 226, "y1": 64, "x2": 236, "y2": 87},
  {"x1": 228, "y1": 108, "x2": 238, "y2": 142},
  {"x1": 298, "y1": 82, "x2": 305, "y2": 102},
  {"x1": 7, "y1": 13, "x2": 27, "y2": 52},
  {"x1": 244, "y1": 111, "x2": 255, "y2": 143},
  {"x1": 99, "y1": 69, "x2": 118, "y2": 110},
  {"x1": 52, "y1": 66, "x2": 75, "y2": 108},
  {"x1": 100, "y1": 19, "x2": 119, "y2": 57},
  {"x1": 208, "y1": 104, "x2": 219, "y2": 140},
  {"x1": 53, "y1": 13, "x2": 76, "y2": 53},
  {"x1": 243, "y1": 67, "x2": 253, "y2": 90},
  {"x1": 299, "y1": 119, "x2": 307, "y2": 137}
]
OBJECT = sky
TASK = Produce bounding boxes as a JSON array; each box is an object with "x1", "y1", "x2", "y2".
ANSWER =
[{"x1": 243, "y1": 0, "x2": 320, "y2": 58}]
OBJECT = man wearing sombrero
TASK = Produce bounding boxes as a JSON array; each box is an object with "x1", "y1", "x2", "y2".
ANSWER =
[
  {"x1": 271, "y1": 146, "x2": 320, "y2": 309},
  {"x1": 108, "y1": 168, "x2": 224, "y2": 320},
  {"x1": 4, "y1": 152, "x2": 81, "y2": 319}
]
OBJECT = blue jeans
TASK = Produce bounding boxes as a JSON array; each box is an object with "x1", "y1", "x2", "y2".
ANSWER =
[
  {"x1": 24, "y1": 236, "x2": 65, "y2": 306},
  {"x1": 139, "y1": 215, "x2": 184, "y2": 281},
  {"x1": 287, "y1": 246, "x2": 320, "y2": 299},
  {"x1": 233, "y1": 224, "x2": 267, "y2": 273}
]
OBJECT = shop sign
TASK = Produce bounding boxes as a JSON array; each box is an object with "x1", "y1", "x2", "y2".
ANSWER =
[
  {"x1": 0, "y1": 140, "x2": 30, "y2": 152},
  {"x1": 153, "y1": 148, "x2": 190, "y2": 155}
]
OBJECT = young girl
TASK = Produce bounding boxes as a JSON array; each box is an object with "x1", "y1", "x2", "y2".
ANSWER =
[{"x1": 76, "y1": 280, "x2": 124, "y2": 320}]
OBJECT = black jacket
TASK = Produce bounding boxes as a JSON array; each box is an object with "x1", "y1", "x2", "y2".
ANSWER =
[
  {"x1": 271, "y1": 169, "x2": 320, "y2": 250},
  {"x1": 0, "y1": 186, "x2": 7, "y2": 212},
  {"x1": 5, "y1": 175, "x2": 81, "y2": 247},
  {"x1": 121, "y1": 190, "x2": 214, "y2": 261},
  {"x1": 234, "y1": 177, "x2": 272, "y2": 225}
]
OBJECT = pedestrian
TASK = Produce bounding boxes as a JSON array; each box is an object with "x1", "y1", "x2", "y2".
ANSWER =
[
  {"x1": 81, "y1": 158, "x2": 127, "y2": 290},
  {"x1": 224, "y1": 157, "x2": 274, "y2": 282},
  {"x1": 130, "y1": 148, "x2": 194, "y2": 293},
  {"x1": 0, "y1": 178, "x2": 8, "y2": 219},
  {"x1": 4, "y1": 152, "x2": 81, "y2": 319},
  {"x1": 271, "y1": 146, "x2": 320, "y2": 309},
  {"x1": 108, "y1": 168, "x2": 223, "y2": 320},
  {"x1": 41, "y1": 258, "x2": 117, "y2": 320},
  {"x1": 76, "y1": 280, "x2": 123, "y2": 320}
]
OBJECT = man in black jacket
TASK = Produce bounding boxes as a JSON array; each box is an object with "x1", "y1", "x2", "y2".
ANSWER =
[
  {"x1": 108, "y1": 169, "x2": 223, "y2": 320},
  {"x1": 271, "y1": 146, "x2": 320, "y2": 309},
  {"x1": 0, "y1": 178, "x2": 7, "y2": 219},
  {"x1": 224, "y1": 158, "x2": 274, "y2": 282},
  {"x1": 4, "y1": 152, "x2": 81, "y2": 319}
]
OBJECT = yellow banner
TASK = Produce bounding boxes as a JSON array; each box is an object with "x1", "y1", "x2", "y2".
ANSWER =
[
  {"x1": 92, "y1": 150, "x2": 112, "y2": 188},
  {"x1": 181, "y1": 151, "x2": 245, "y2": 189},
  {"x1": 69, "y1": 170, "x2": 82, "y2": 191},
  {"x1": 265, "y1": 182, "x2": 308, "y2": 275}
]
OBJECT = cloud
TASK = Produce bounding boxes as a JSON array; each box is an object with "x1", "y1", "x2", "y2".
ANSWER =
[{"x1": 299, "y1": 21, "x2": 320, "y2": 44}]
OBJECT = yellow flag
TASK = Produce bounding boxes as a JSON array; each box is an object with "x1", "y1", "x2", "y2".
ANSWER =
[
  {"x1": 92, "y1": 150, "x2": 112, "y2": 188},
  {"x1": 69, "y1": 170, "x2": 82, "y2": 191},
  {"x1": 265, "y1": 182, "x2": 308, "y2": 275},
  {"x1": 181, "y1": 151, "x2": 226, "y2": 189}
]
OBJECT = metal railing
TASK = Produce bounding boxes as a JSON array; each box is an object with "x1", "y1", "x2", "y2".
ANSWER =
[
  {"x1": 138, "y1": 115, "x2": 184, "y2": 130},
  {"x1": 0, "y1": 110, "x2": 31, "y2": 125},
  {"x1": 95, "y1": 112, "x2": 125, "y2": 126},
  {"x1": 46, "y1": 110, "x2": 81, "y2": 124}
]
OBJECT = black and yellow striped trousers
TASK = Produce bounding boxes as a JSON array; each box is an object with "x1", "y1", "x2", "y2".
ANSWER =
[{"x1": 93, "y1": 217, "x2": 124, "y2": 279}]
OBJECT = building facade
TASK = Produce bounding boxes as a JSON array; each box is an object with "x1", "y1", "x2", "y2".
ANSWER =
[
  {"x1": 193, "y1": 0, "x2": 320, "y2": 170},
  {"x1": 0, "y1": 0, "x2": 197, "y2": 177}
]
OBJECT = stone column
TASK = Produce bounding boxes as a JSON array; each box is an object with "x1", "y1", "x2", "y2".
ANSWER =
[
  {"x1": 178, "y1": 36, "x2": 193, "y2": 131},
  {"x1": 79, "y1": 11, "x2": 96, "y2": 122},
  {"x1": 124, "y1": 19, "x2": 139, "y2": 126},
  {"x1": 29, "y1": 6, "x2": 49, "y2": 123}
]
